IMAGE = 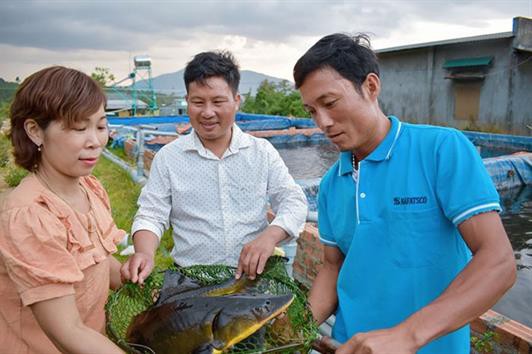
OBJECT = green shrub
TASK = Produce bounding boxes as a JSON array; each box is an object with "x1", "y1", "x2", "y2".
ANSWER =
[
  {"x1": 471, "y1": 330, "x2": 498, "y2": 353},
  {"x1": 0, "y1": 136, "x2": 10, "y2": 168},
  {"x1": 4, "y1": 165, "x2": 28, "y2": 187}
]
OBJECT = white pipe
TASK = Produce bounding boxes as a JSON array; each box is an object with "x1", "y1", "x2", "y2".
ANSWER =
[{"x1": 102, "y1": 149, "x2": 146, "y2": 185}]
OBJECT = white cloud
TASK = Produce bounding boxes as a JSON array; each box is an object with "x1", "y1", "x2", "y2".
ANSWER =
[{"x1": 0, "y1": 0, "x2": 529, "y2": 82}]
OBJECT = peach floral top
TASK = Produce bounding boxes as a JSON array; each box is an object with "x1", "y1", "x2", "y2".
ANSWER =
[{"x1": 0, "y1": 174, "x2": 125, "y2": 354}]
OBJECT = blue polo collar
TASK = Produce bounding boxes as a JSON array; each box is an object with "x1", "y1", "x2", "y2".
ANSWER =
[{"x1": 339, "y1": 116, "x2": 403, "y2": 175}]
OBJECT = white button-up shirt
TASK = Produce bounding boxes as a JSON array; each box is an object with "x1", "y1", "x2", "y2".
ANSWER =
[{"x1": 132, "y1": 124, "x2": 308, "y2": 267}]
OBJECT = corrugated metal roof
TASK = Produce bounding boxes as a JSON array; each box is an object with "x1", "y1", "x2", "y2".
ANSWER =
[{"x1": 376, "y1": 31, "x2": 514, "y2": 54}]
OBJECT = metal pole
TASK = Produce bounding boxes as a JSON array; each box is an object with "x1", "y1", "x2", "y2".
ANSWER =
[{"x1": 137, "y1": 127, "x2": 144, "y2": 179}]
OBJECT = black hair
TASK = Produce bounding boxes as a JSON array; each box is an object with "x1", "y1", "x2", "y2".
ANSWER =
[
  {"x1": 293, "y1": 33, "x2": 379, "y2": 94},
  {"x1": 184, "y1": 51, "x2": 240, "y2": 95}
]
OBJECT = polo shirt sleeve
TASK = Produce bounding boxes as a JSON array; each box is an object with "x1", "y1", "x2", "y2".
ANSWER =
[
  {"x1": 435, "y1": 130, "x2": 501, "y2": 226},
  {"x1": 317, "y1": 178, "x2": 338, "y2": 247}
]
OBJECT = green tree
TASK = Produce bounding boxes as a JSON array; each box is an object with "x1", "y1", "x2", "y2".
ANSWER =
[
  {"x1": 91, "y1": 67, "x2": 116, "y2": 87},
  {"x1": 240, "y1": 80, "x2": 309, "y2": 118},
  {"x1": 0, "y1": 78, "x2": 18, "y2": 106},
  {"x1": 0, "y1": 101, "x2": 11, "y2": 124}
]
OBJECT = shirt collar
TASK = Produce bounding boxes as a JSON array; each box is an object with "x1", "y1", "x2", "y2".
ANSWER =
[
  {"x1": 182, "y1": 123, "x2": 252, "y2": 156},
  {"x1": 338, "y1": 116, "x2": 402, "y2": 175}
]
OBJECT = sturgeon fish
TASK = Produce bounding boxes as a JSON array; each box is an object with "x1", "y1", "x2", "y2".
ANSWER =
[{"x1": 126, "y1": 293, "x2": 294, "y2": 354}]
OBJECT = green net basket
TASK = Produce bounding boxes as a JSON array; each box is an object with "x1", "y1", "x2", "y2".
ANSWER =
[{"x1": 106, "y1": 256, "x2": 319, "y2": 353}]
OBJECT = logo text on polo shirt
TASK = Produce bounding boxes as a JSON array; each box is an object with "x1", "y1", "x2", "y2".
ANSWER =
[{"x1": 393, "y1": 196, "x2": 428, "y2": 205}]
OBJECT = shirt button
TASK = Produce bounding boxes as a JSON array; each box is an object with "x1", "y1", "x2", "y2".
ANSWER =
[{"x1": 360, "y1": 192, "x2": 366, "y2": 199}]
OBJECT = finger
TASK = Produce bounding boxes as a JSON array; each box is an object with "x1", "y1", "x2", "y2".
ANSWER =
[
  {"x1": 121, "y1": 261, "x2": 131, "y2": 281},
  {"x1": 243, "y1": 246, "x2": 255, "y2": 276},
  {"x1": 235, "y1": 265, "x2": 242, "y2": 279},
  {"x1": 129, "y1": 256, "x2": 142, "y2": 283},
  {"x1": 138, "y1": 260, "x2": 153, "y2": 285},
  {"x1": 247, "y1": 253, "x2": 260, "y2": 280},
  {"x1": 236, "y1": 249, "x2": 248, "y2": 279},
  {"x1": 136, "y1": 259, "x2": 147, "y2": 285},
  {"x1": 256, "y1": 253, "x2": 268, "y2": 276}
]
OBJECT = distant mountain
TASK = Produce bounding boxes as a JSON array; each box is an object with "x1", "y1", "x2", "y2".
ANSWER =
[{"x1": 135, "y1": 69, "x2": 288, "y2": 96}]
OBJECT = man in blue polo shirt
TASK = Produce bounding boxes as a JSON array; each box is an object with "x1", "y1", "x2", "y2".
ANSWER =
[{"x1": 294, "y1": 33, "x2": 516, "y2": 353}]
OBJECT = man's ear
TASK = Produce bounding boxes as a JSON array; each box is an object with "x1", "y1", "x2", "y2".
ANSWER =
[
  {"x1": 23, "y1": 119, "x2": 44, "y2": 147},
  {"x1": 234, "y1": 93, "x2": 241, "y2": 109},
  {"x1": 363, "y1": 73, "x2": 381, "y2": 101}
]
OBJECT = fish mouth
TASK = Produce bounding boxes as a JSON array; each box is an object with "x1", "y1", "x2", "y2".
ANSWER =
[{"x1": 224, "y1": 294, "x2": 294, "y2": 349}]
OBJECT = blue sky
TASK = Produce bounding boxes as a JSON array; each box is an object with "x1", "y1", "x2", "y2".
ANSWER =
[{"x1": 0, "y1": 0, "x2": 530, "y2": 82}]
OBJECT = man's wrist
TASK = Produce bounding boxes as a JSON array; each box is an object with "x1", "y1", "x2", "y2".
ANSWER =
[
  {"x1": 398, "y1": 313, "x2": 429, "y2": 350},
  {"x1": 265, "y1": 225, "x2": 289, "y2": 244},
  {"x1": 136, "y1": 250, "x2": 156, "y2": 259},
  {"x1": 132, "y1": 230, "x2": 159, "y2": 257}
]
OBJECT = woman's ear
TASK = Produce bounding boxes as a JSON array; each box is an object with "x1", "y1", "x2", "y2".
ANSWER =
[{"x1": 23, "y1": 119, "x2": 44, "y2": 147}]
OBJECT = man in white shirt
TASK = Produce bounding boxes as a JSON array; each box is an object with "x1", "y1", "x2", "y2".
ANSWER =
[{"x1": 121, "y1": 51, "x2": 308, "y2": 284}]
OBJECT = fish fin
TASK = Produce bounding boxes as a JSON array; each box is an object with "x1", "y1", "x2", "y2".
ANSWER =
[
  {"x1": 192, "y1": 345, "x2": 213, "y2": 354},
  {"x1": 193, "y1": 340, "x2": 224, "y2": 354},
  {"x1": 155, "y1": 270, "x2": 202, "y2": 305}
]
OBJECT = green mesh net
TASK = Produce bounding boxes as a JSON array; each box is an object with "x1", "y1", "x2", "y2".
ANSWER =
[{"x1": 106, "y1": 256, "x2": 319, "y2": 353}]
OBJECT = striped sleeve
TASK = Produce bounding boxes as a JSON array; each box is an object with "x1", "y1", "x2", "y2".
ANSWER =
[{"x1": 435, "y1": 130, "x2": 501, "y2": 226}]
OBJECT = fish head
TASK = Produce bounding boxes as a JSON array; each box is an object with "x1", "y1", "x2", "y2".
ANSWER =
[{"x1": 212, "y1": 294, "x2": 294, "y2": 350}]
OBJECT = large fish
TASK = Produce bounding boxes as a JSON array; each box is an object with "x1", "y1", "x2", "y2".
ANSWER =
[
  {"x1": 155, "y1": 270, "x2": 257, "y2": 306},
  {"x1": 126, "y1": 293, "x2": 294, "y2": 354}
]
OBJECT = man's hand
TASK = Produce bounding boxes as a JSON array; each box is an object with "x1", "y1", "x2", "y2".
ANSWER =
[
  {"x1": 121, "y1": 230, "x2": 159, "y2": 285},
  {"x1": 236, "y1": 226, "x2": 287, "y2": 280},
  {"x1": 120, "y1": 252, "x2": 154, "y2": 286},
  {"x1": 337, "y1": 326, "x2": 418, "y2": 354}
]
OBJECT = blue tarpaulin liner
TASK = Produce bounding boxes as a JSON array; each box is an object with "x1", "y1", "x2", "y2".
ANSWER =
[
  {"x1": 237, "y1": 119, "x2": 292, "y2": 131},
  {"x1": 295, "y1": 178, "x2": 321, "y2": 212},
  {"x1": 483, "y1": 153, "x2": 532, "y2": 190},
  {"x1": 292, "y1": 119, "x2": 316, "y2": 129},
  {"x1": 236, "y1": 112, "x2": 290, "y2": 121},
  {"x1": 151, "y1": 123, "x2": 182, "y2": 133},
  {"x1": 109, "y1": 113, "x2": 315, "y2": 131},
  {"x1": 108, "y1": 115, "x2": 189, "y2": 126},
  {"x1": 464, "y1": 131, "x2": 532, "y2": 153}
]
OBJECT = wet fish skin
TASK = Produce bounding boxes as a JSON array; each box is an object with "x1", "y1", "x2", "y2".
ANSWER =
[
  {"x1": 154, "y1": 270, "x2": 203, "y2": 305},
  {"x1": 155, "y1": 270, "x2": 256, "y2": 306},
  {"x1": 127, "y1": 293, "x2": 294, "y2": 354}
]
